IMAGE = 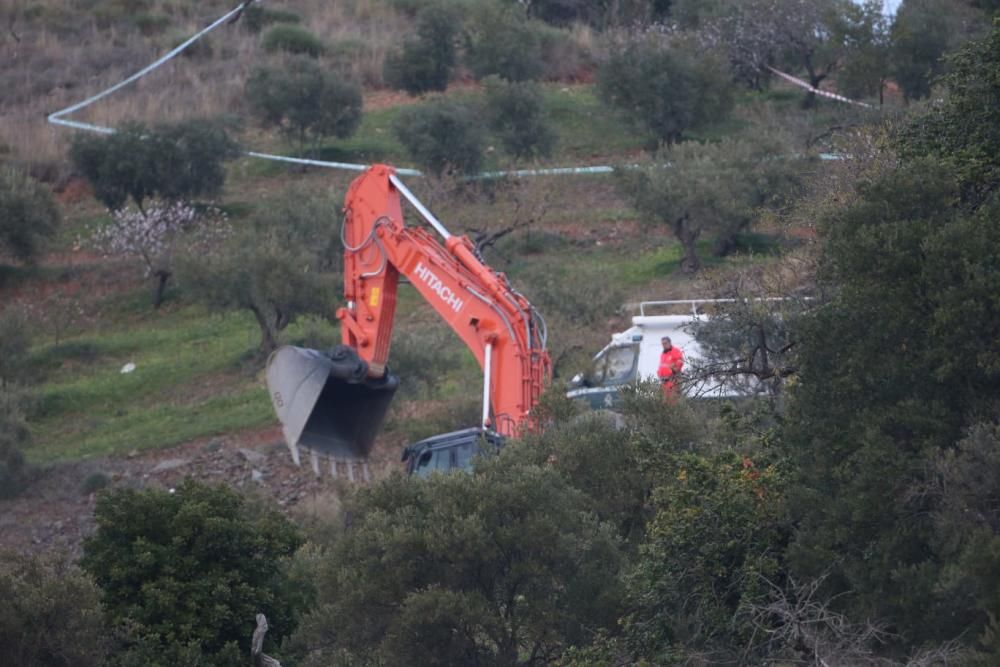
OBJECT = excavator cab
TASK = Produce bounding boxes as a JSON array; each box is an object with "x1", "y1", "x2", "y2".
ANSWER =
[
  {"x1": 402, "y1": 428, "x2": 505, "y2": 477},
  {"x1": 266, "y1": 345, "x2": 399, "y2": 465}
]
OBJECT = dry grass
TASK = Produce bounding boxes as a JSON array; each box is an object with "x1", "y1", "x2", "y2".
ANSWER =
[{"x1": 0, "y1": 0, "x2": 411, "y2": 167}]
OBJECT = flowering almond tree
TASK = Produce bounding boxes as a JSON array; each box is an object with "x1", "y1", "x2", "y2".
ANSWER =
[{"x1": 91, "y1": 202, "x2": 230, "y2": 308}]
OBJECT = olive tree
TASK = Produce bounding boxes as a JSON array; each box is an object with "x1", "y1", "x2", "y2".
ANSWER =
[
  {"x1": 616, "y1": 135, "x2": 801, "y2": 273},
  {"x1": 597, "y1": 36, "x2": 733, "y2": 148},
  {"x1": 393, "y1": 98, "x2": 487, "y2": 176},
  {"x1": 483, "y1": 76, "x2": 556, "y2": 160},
  {"x1": 69, "y1": 119, "x2": 238, "y2": 213},
  {"x1": 383, "y1": 1, "x2": 463, "y2": 95},
  {"x1": 177, "y1": 186, "x2": 341, "y2": 355},
  {"x1": 246, "y1": 56, "x2": 362, "y2": 153},
  {"x1": 0, "y1": 167, "x2": 59, "y2": 264}
]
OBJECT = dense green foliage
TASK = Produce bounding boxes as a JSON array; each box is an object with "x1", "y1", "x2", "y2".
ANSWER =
[
  {"x1": 783, "y1": 25, "x2": 1000, "y2": 649},
  {"x1": 0, "y1": 552, "x2": 108, "y2": 666},
  {"x1": 598, "y1": 37, "x2": 732, "y2": 147},
  {"x1": 291, "y1": 458, "x2": 623, "y2": 665},
  {"x1": 69, "y1": 120, "x2": 238, "y2": 211},
  {"x1": 261, "y1": 24, "x2": 325, "y2": 57},
  {"x1": 383, "y1": 1, "x2": 462, "y2": 95},
  {"x1": 81, "y1": 479, "x2": 306, "y2": 666},
  {"x1": 483, "y1": 76, "x2": 556, "y2": 159},
  {"x1": 617, "y1": 134, "x2": 801, "y2": 272},
  {"x1": 0, "y1": 168, "x2": 59, "y2": 263},
  {"x1": 393, "y1": 98, "x2": 486, "y2": 175},
  {"x1": 465, "y1": 3, "x2": 544, "y2": 81},
  {"x1": 889, "y1": 0, "x2": 977, "y2": 101},
  {"x1": 178, "y1": 187, "x2": 341, "y2": 354},
  {"x1": 246, "y1": 57, "x2": 363, "y2": 150}
]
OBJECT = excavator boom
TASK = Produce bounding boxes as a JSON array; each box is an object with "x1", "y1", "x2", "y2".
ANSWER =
[{"x1": 266, "y1": 165, "x2": 551, "y2": 472}]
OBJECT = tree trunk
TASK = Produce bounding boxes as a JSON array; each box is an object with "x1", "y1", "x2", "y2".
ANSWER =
[
  {"x1": 713, "y1": 234, "x2": 738, "y2": 257},
  {"x1": 250, "y1": 305, "x2": 278, "y2": 355},
  {"x1": 251, "y1": 614, "x2": 281, "y2": 667},
  {"x1": 151, "y1": 269, "x2": 171, "y2": 309},
  {"x1": 673, "y1": 215, "x2": 701, "y2": 274}
]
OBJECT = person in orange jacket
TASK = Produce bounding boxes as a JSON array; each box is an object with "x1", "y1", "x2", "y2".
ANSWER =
[{"x1": 657, "y1": 336, "x2": 684, "y2": 398}]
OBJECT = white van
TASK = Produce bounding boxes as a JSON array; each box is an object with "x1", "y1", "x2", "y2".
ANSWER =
[{"x1": 566, "y1": 300, "x2": 762, "y2": 408}]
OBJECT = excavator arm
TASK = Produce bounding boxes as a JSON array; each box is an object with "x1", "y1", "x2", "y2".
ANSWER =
[{"x1": 267, "y1": 165, "x2": 551, "y2": 471}]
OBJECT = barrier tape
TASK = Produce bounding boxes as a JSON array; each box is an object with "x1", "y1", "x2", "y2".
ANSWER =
[
  {"x1": 46, "y1": 2, "x2": 848, "y2": 179},
  {"x1": 766, "y1": 66, "x2": 875, "y2": 109}
]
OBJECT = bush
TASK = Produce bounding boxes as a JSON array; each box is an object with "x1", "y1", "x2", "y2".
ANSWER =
[
  {"x1": 261, "y1": 24, "x2": 324, "y2": 57},
  {"x1": 289, "y1": 461, "x2": 623, "y2": 665},
  {"x1": 242, "y1": 5, "x2": 301, "y2": 33},
  {"x1": 81, "y1": 479, "x2": 306, "y2": 666},
  {"x1": 623, "y1": 451, "x2": 787, "y2": 662},
  {"x1": 0, "y1": 167, "x2": 59, "y2": 263},
  {"x1": 246, "y1": 57, "x2": 363, "y2": 150},
  {"x1": 0, "y1": 552, "x2": 108, "y2": 666},
  {"x1": 483, "y1": 76, "x2": 556, "y2": 159},
  {"x1": 81, "y1": 471, "x2": 111, "y2": 495},
  {"x1": 383, "y1": 1, "x2": 462, "y2": 95},
  {"x1": 465, "y1": 3, "x2": 544, "y2": 81},
  {"x1": 393, "y1": 98, "x2": 487, "y2": 176},
  {"x1": 69, "y1": 119, "x2": 239, "y2": 211},
  {"x1": 598, "y1": 36, "x2": 733, "y2": 148}
]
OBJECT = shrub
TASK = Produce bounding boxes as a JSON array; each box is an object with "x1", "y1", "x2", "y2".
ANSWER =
[
  {"x1": 81, "y1": 479, "x2": 306, "y2": 666},
  {"x1": 81, "y1": 471, "x2": 111, "y2": 495},
  {"x1": 393, "y1": 99, "x2": 486, "y2": 176},
  {"x1": 383, "y1": 1, "x2": 462, "y2": 95},
  {"x1": 69, "y1": 119, "x2": 238, "y2": 211},
  {"x1": 246, "y1": 57, "x2": 363, "y2": 151},
  {"x1": 0, "y1": 167, "x2": 59, "y2": 263},
  {"x1": 483, "y1": 76, "x2": 556, "y2": 159},
  {"x1": 289, "y1": 461, "x2": 623, "y2": 665},
  {"x1": 465, "y1": 3, "x2": 544, "y2": 81},
  {"x1": 598, "y1": 36, "x2": 733, "y2": 148},
  {"x1": 0, "y1": 552, "x2": 108, "y2": 666},
  {"x1": 261, "y1": 24, "x2": 324, "y2": 57},
  {"x1": 242, "y1": 5, "x2": 301, "y2": 33},
  {"x1": 131, "y1": 12, "x2": 170, "y2": 35}
]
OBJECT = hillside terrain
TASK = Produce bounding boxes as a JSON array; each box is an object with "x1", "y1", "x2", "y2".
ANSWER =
[{"x1": 2, "y1": 1, "x2": 998, "y2": 665}]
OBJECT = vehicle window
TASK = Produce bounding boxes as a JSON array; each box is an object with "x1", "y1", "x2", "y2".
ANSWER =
[
  {"x1": 454, "y1": 442, "x2": 476, "y2": 471},
  {"x1": 414, "y1": 448, "x2": 453, "y2": 477},
  {"x1": 592, "y1": 345, "x2": 638, "y2": 385}
]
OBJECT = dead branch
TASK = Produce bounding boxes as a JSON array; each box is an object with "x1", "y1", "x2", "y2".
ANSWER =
[{"x1": 252, "y1": 614, "x2": 281, "y2": 667}]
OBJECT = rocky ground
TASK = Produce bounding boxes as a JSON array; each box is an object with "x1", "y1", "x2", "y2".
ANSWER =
[{"x1": 0, "y1": 426, "x2": 401, "y2": 557}]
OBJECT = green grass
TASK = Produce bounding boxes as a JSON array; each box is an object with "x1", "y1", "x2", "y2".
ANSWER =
[{"x1": 27, "y1": 307, "x2": 267, "y2": 462}]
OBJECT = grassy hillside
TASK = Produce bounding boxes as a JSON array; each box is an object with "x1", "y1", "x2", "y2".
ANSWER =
[{"x1": 0, "y1": 1, "x2": 840, "y2": 468}]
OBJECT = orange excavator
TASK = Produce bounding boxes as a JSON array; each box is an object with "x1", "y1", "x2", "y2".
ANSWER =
[{"x1": 266, "y1": 164, "x2": 552, "y2": 477}]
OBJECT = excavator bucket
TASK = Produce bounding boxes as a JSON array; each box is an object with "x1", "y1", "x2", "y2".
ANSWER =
[{"x1": 266, "y1": 345, "x2": 399, "y2": 464}]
